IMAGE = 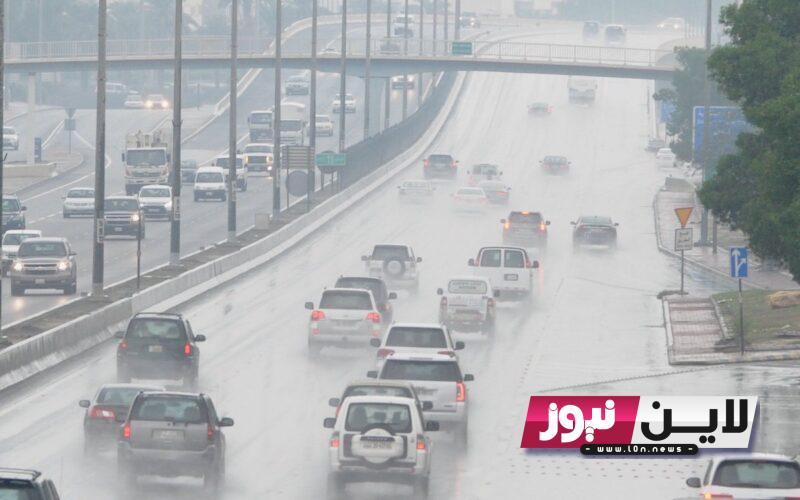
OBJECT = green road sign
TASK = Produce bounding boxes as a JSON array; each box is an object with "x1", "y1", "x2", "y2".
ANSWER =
[
  {"x1": 316, "y1": 151, "x2": 347, "y2": 168},
  {"x1": 451, "y1": 41, "x2": 473, "y2": 56}
]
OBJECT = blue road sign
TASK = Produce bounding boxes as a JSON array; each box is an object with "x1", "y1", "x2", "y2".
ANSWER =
[
  {"x1": 730, "y1": 247, "x2": 748, "y2": 278},
  {"x1": 659, "y1": 101, "x2": 675, "y2": 124},
  {"x1": 692, "y1": 106, "x2": 750, "y2": 158}
]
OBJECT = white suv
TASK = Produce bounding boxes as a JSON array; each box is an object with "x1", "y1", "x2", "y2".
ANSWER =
[
  {"x1": 362, "y1": 244, "x2": 421, "y2": 290},
  {"x1": 323, "y1": 395, "x2": 438, "y2": 497},
  {"x1": 193, "y1": 167, "x2": 227, "y2": 202},
  {"x1": 437, "y1": 276, "x2": 497, "y2": 334},
  {"x1": 370, "y1": 323, "x2": 464, "y2": 368},
  {"x1": 306, "y1": 288, "x2": 383, "y2": 356},
  {"x1": 368, "y1": 353, "x2": 474, "y2": 443}
]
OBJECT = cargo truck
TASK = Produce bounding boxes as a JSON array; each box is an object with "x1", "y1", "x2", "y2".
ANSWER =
[{"x1": 121, "y1": 129, "x2": 172, "y2": 195}]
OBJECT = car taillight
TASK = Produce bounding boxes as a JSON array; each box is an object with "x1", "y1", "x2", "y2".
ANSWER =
[
  {"x1": 487, "y1": 298, "x2": 495, "y2": 308},
  {"x1": 377, "y1": 348, "x2": 395, "y2": 358},
  {"x1": 456, "y1": 382, "x2": 466, "y2": 402},
  {"x1": 703, "y1": 495, "x2": 733, "y2": 500},
  {"x1": 184, "y1": 343, "x2": 192, "y2": 356},
  {"x1": 416, "y1": 435, "x2": 427, "y2": 451},
  {"x1": 366, "y1": 312, "x2": 381, "y2": 324},
  {"x1": 539, "y1": 223, "x2": 546, "y2": 231},
  {"x1": 330, "y1": 432, "x2": 340, "y2": 448},
  {"x1": 440, "y1": 296, "x2": 448, "y2": 307},
  {"x1": 437, "y1": 350, "x2": 456, "y2": 357},
  {"x1": 89, "y1": 406, "x2": 116, "y2": 420},
  {"x1": 207, "y1": 424, "x2": 215, "y2": 442},
  {"x1": 504, "y1": 222, "x2": 510, "y2": 230},
  {"x1": 122, "y1": 423, "x2": 131, "y2": 440},
  {"x1": 423, "y1": 159, "x2": 429, "y2": 168},
  {"x1": 311, "y1": 310, "x2": 325, "y2": 321},
  {"x1": 119, "y1": 340, "x2": 128, "y2": 350},
  {"x1": 451, "y1": 162, "x2": 457, "y2": 169}
]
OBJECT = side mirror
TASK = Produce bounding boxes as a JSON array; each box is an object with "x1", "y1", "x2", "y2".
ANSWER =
[
  {"x1": 305, "y1": 301, "x2": 314, "y2": 310},
  {"x1": 323, "y1": 417, "x2": 337, "y2": 429},
  {"x1": 455, "y1": 341, "x2": 465, "y2": 350},
  {"x1": 570, "y1": 221, "x2": 576, "y2": 225},
  {"x1": 79, "y1": 399, "x2": 91, "y2": 408},
  {"x1": 436, "y1": 288, "x2": 443, "y2": 295},
  {"x1": 425, "y1": 421, "x2": 440, "y2": 432},
  {"x1": 194, "y1": 334, "x2": 206, "y2": 342},
  {"x1": 467, "y1": 258, "x2": 475, "y2": 267},
  {"x1": 361, "y1": 255, "x2": 369, "y2": 261},
  {"x1": 114, "y1": 331, "x2": 125, "y2": 339},
  {"x1": 614, "y1": 222, "x2": 619, "y2": 227},
  {"x1": 69, "y1": 251, "x2": 77, "y2": 256},
  {"x1": 545, "y1": 221, "x2": 551, "y2": 225},
  {"x1": 500, "y1": 219, "x2": 506, "y2": 224},
  {"x1": 218, "y1": 417, "x2": 234, "y2": 427},
  {"x1": 121, "y1": 153, "x2": 126, "y2": 162},
  {"x1": 388, "y1": 292, "x2": 397, "y2": 300},
  {"x1": 422, "y1": 401, "x2": 434, "y2": 411},
  {"x1": 21, "y1": 206, "x2": 27, "y2": 211},
  {"x1": 532, "y1": 260, "x2": 540, "y2": 269},
  {"x1": 166, "y1": 153, "x2": 171, "y2": 162},
  {"x1": 463, "y1": 374, "x2": 474, "y2": 382},
  {"x1": 685, "y1": 477, "x2": 701, "y2": 488},
  {"x1": 366, "y1": 370, "x2": 378, "y2": 379},
  {"x1": 493, "y1": 290, "x2": 500, "y2": 298},
  {"x1": 416, "y1": 257, "x2": 422, "y2": 263},
  {"x1": 328, "y1": 397, "x2": 341, "y2": 408},
  {"x1": 370, "y1": 338, "x2": 381, "y2": 348}
]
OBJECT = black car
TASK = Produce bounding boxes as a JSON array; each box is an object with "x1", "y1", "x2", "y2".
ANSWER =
[
  {"x1": 104, "y1": 196, "x2": 145, "y2": 239},
  {"x1": 79, "y1": 383, "x2": 164, "y2": 452},
  {"x1": 116, "y1": 312, "x2": 205, "y2": 388},
  {"x1": 2, "y1": 195, "x2": 26, "y2": 232},
  {"x1": 423, "y1": 154, "x2": 458, "y2": 180},
  {"x1": 540, "y1": 155, "x2": 571, "y2": 174},
  {"x1": 0, "y1": 469, "x2": 61, "y2": 500},
  {"x1": 502, "y1": 211, "x2": 550, "y2": 248},
  {"x1": 180, "y1": 159, "x2": 199, "y2": 184},
  {"x1": 335, "y1": 276, "x2": 397, "y2": 324},
  {"x1": 572, "y1": 216, "x2": 618, "y2": 249},
  {"x1": 582, "y1": 20, "x2": 600, "y2": 38}
]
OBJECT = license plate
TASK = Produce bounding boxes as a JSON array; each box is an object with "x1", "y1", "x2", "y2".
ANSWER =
[
  {"x1": 333, "y1": 321, "x2": 358, "y2": 330},
  {"x1": 148, "y1": 345, "x2": 163, "y2": 353},
  {"x1": 154, "y1": 429, "x2": 183, "y2": 441},
  {"x1": 504, "y1": 274, "x2": 519, "y2": 281},
  {"x1": 35, "y1": 278, "x2": 45, "y2": 285},
  {"x1": 362, "y1": 441, "x2": 391, "y2": 449}
]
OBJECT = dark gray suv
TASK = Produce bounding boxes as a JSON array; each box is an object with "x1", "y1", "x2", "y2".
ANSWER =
[
  {"x1": 0, "y1": 468, "x2": 61, "y2": 499},
  {"x1": 117, "y1": 392, "x2": 233, "y2": 491}
]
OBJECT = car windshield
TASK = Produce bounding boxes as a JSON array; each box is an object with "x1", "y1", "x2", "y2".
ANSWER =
[
  {"x1": 215, "y1": 157, "x2": 243, "y2": 168},
  {"x1": 345, "y1": 402, "x2": 412, "y2": 433},
  {"x1": 713, "y1": 460, "x2": 800, "y2": 489},
  {"x1": 250, "y1": 112, "x2": 272, "y2": 124},
  {"x1": 580, "y1": 216, "x2": 612, "y2": 226},
  {"x1": 386, "y1": 327, "x2": 448, "y2": 348},
  {"x1": 126, "y1": 319, "x2": 185, "y2": 341},
  {"x1": 335, "y1": 278, "x2": 384, "y2": 301},
  {"x1": 456, "y1": 188, "x2": 484, "y2": 196},
  {"x1": 67, "y1": 188, "x2": 94, "y2": 198},
  {"x1": 403, "y1": 181, "x2": 429, "y2": 189},
  {"x1": 2, "y1": 233, "x2": 37, "y2": 246},
  {"x1": 544, "y1": 156, "x2": 567, "y2": 164},
  {"x1": 429, "y1": 155, "x2": 453, "y2": 163},
  {"x1": 97, "y1": 387, "x2": 156, "y2": 406},
  {"x1": 344, "y1": 385, "x2": 413, "y2": 399},
  {"x1": 472, "y1": 164, "x2": 498, "y2": 175},
  {"x1": 196, "y1": 172, "x2": 223, "y2": 183},
  {"x1": 316, "y1": 115, "x2": 331, "y2": 123},
  {"x1": 280, "y1": 120, "x2": 303, "y2": 132},
  {"x1": 371, "y1": 245, "x2": 409, "y2": 260},
  {"x1": 139, "y1": 187, "x2": 170, "y2": 198},
  {"x1": 381, "y1": 360, "x2": 462, "y2": 382},
  {"x1": 246, "y1": 145, "x2": 272, "y2": 153},
  {"x1": 131, "y1": 396, "x2": 206, "y2": 424},
  {"x1": 448, "y1": 280, "x2": 488, "y2": 294},
  {"x1": 105, "y1": 199, "x2": 138, "y2": 211},
  {"x1": 479, "y1": 182, "x2": 506, "y2": 192},
  {"x1": 3, "y1": 127, "x2": 15, "y2": 135},
  {"x1": 0, "y1": 482, "x2": 36, "y2": 500},
  {"x1": 2, "y1": 199, "x2": 20, "y2": 212},
  {"x1": 510, "y1": 212, "x2": 542, "y2": 224},
  {"x1": 146, "y1": 95, "x2": 165, "y2": 101},
  {"x1": 320, "y1": 290, "x2": 372, "y2": 310},
  {"x1": 126, "y1": 150, "x2": 166, "y2": 166},
  {"x1": 126, "y1": 94, "x2": 142, "y2": 102},
  {"x1": 18, "y1": 241, "x2": 67, "y2": 258}
]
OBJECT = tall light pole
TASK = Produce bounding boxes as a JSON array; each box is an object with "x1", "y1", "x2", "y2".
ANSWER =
[
  {"x1": 433, "y1": 0, "x2": 438, "y2": 55},
  {"x1": 363, "y1": 0, "x2": 371, "y2": 139},
  {"x1": 443, "y1": 0, "x2": 448, "y2": 43},
  {"x1": 309, "y1": 0, "x2": 317, "y2": 205},
  {"x1": 169, "y1": 0, "x2": 183, "y2": 266},
  {"x1": 338, "y1": 0, "x2": 347, "y2": 158},
  {"x1": 417, "y1": 0, "x2": 423, "y2": 107},
  {"x1": 273, "y1": 0, "x2": 282, "y2": 216},
  {"x1": 227, "y1": 0, "x2": 238, "y2": 243},
  {"x1": 91, "y1": 0, "x2": 108, "y2": 298},
  {"x1": 384, "y1": 0, "x2": 391, "y2": 130},
  {"x1": 0, "y1": 0, "x2": 5, "y2": 326},
  {"x1": 699, "y1": 0, "x2": 712, "y2": 246},
  {"x1": 455, "y1": 0, "x2": 461, "y2": 40},
  {"x1": 402, "y1": 0, "x2": 408, "y2": 120}
]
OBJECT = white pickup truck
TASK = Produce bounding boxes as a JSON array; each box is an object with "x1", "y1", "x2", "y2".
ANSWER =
[
  {"x1": 467, "y1": 246, "x2": 538, "y2": 301},
  {"x1": 438, "y1": 276, "x2": 497, "y2": 334}
]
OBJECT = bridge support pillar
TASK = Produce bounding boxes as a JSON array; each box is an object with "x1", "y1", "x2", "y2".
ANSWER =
[
  {"x1": 26, "y1": 72, "x2": 36, "y2": 165},
  {"x1": 368, "y1": 76, "x2": 384, "y2": 137}
]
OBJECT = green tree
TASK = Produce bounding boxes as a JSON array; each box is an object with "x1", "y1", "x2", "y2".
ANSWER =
[{"x1": 698, "y1": 0, "x2": 800, "y2": 278}]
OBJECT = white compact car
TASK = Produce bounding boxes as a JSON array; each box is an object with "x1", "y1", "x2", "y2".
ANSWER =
[
  {"x1": 212, "y1": 154, "x2": 248, "y2": 191},
  {"x1": 323, "y1": 395, "x2": 438, "y2": 497},
  {"x1": 332, "y1": 93, "x2": 356, "y2": 114},
  {"x1": 193, "y1": 166, "x2": 227, "y2": 202},
  {"x1": 306, "y1": 288, "x2": 383, "y2": 356},
  {"x1": 144, "y1": 94, "x2": 169, "y2": 109},
  {"x1": 62, "y1": 187, "x2": 95, "y2": 218},
  {"x1": 656, "y1": 147, "x2": 678, "y2": 167},
  {"x1": 315, "y1": 114, "x2": 335, "y2": 137},
  {"x1": 468, "y1": 246, "x2": 538, "y2": 301},
  {"x1": 123, "y1": 93, "x2": 145, "y2": 109},
  {"x1": 137, "y1": 185, "x2": 172, "y2": 220},
  {"x1": 2, "y1": 229, "x2": 42, "y2": 275},
  {"x1": 686, "y1": 453, "x2": 800, "y2": 499},
  {"x1": 3, "y1": 126, "x2": 19, "y2": 151},
  {"x1": 397, "y1": 179, "x2": 435, "y2": 202},
  {"x1": 368, "y1": 353, "x2": 474, "y2": 442},
  {"x1": 438, "y1": 276, "x2": 497, "y2": 334},
  {"x1": 452, "y1": 187, "x2": 489, "y2": 212},
  {"x1": 362, "y1": 244, "x2": 421, "y2": 290},
  {"x1": 370, "y1": 323, "x2": 464, "y2": 368}
]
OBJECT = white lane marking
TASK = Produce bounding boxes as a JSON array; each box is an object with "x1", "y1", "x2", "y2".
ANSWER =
[{"x1": 42, "y1": 120, "x2": 64, "y2": 149}]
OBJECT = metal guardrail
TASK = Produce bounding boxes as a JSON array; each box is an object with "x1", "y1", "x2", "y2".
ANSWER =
[{"x1": 6, "y1": 36, "x2": 675, "y2": 69}]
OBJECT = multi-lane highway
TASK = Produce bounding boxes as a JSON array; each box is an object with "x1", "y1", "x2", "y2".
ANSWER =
[
  {"x1": 3, "y1": 22, "x2": 798, "y2": 500},
  {"x1": 2, "y1": 20, "x2": 443, "y2": 325}
]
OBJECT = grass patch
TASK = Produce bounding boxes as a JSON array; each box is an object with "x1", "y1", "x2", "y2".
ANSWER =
[{"x1": 713, "y1": 290, "x2": 800, "y2": 345}]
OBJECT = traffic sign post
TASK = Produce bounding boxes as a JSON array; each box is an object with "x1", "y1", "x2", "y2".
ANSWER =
[
  {"x1": 315, "y1": 150, "x2": 347, "y2": 174},
  {"x1": 674, "y1": 207, "x2": 694, "y2": 295},
  {"x1": 730, "y1": 247, "x2": 748, "y2": 355}
]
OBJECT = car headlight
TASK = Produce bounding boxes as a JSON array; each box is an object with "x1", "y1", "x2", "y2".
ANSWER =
[
  {"x1": 164, "y1": 201, "x2": 172, "y2": 210},
  {"x1": 57, "y1": 260, "x2": 70, "y2": 271},
  {"x1": 12, "y1": 261, "x2": 23, "y2": 272},
  {"x1": 162, "y1": 101, "x2": 169, "y2": 108},
  {"x1": 145, "y1": 101, "x2": 153, "y2": 108},
  {"x1": 131, "y1": 213, "x2": 140, "y2": 222}
]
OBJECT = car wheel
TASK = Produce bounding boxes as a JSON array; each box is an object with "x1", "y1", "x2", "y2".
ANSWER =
[
  {"x1": 65, "y1": 281, "x2": 77, "y2": 295},
  {"x1": 459, "y1": 421, "x2": 469, "y2": 449},
  {"x1": 413, "y1": 476, "x2": 430, "y2": 498},
  {"x1": 63, "y1": 210, "x2": 70, "y2": 218},
  {"x1": 194, "y1": 193, "x2": 200, "y2": 202},
  {"x1": 203, "y1": 467, "x2": 221, "y2": 492},
  {"x1": 83, "y1": 435, "x2": 97, "y2": 456},
  {"x1": 326, "y1": 473, "x2": 346, "y2": 499},
  {"x1": 10, "y1": 283, "x2": 23, "y2": 296},
  {"x1": 483, "y1": 317, "x2": 495, "y2": 336},
  {"x1": 308, "y1": 340, "x2": 322, "y2": 358}
]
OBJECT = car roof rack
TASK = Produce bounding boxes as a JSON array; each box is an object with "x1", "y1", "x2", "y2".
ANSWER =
[{"x1": 0, "y1": 468, "x2": 41, "y2": 480}]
